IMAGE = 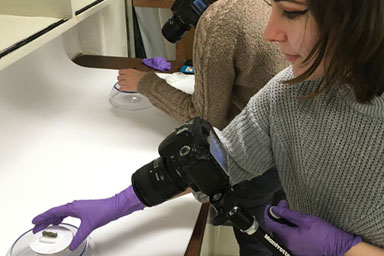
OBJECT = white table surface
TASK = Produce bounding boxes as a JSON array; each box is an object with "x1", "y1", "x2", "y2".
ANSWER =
[{"x1": 0, "y1": 36, "x2": 201, "y2": 255}]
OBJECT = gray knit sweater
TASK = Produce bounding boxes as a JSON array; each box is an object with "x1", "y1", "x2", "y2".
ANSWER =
[{"x1": 219, "y1": 66, "x2": 384, "y2": 247}]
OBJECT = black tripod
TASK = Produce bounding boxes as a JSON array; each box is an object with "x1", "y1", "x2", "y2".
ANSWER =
[{"x1": 209, "y1": 187, "x2": 293, "y2": 256}]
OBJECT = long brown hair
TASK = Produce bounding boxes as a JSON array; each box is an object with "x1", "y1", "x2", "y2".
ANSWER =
[{"x1": 288, "y1": 0, "x2": 384, "y2": 103}]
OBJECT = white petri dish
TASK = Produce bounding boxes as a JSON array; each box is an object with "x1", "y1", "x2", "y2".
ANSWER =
[
  {"x1": 6, "y1": 223, "x2": 96, "y2": 256},
  {"x1": 109, "y1": 83, "x2": 152, "y2": 111}
]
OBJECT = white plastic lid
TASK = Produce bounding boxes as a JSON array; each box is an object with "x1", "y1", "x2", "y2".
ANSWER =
[
  {"x1": 7, "y1": 223, "x2": 95, "y2": 256},
  {"x1": 30, "y1": 226, "x2": 73, "y2": 254}
]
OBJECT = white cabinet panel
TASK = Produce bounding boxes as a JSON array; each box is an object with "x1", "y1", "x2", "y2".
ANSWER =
[
  {"x1": 0, "y1": 0, "x2": 122, "y2": 70},
  {"x1": 0, "y1": 15, "x2": 61, "y2": 52}
]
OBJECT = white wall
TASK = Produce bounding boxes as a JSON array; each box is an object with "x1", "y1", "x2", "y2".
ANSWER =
[
  {"x1": 134, "y1": 7, "x2": 176, "y2": 59},
  {"x1": 201, "y1": 224, "x2": 240, "y2": 256},
  {"x1": 63, "y1": 0, "x2": 128, "y2": 59}
]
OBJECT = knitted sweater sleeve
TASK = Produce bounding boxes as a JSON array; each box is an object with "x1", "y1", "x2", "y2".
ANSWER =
[
  {"x1": 219, "y1": 76, "x2": 277, "y2": 185},
  {"x1": 137, "y1": 71, "x2": 199, "y2": 121},
  {"x1": 137, "y1": 3, "x2": 239, "y2": 129}
]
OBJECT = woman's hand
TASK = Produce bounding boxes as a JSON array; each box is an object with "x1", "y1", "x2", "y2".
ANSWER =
[
  {"x1": 117, "y1": 69, "x2": 147, "y2": 92},
  {"x1": 32, "y1": 186, "x2": 144, "y2": 251},
  {"x1": 264, "y1": 200, "x2": 362, "y2": 256}
]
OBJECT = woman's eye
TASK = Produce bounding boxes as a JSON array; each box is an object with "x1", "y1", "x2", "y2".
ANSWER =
[{"x1": 282, "y1": 9, "x2": 308, "y2": 19}]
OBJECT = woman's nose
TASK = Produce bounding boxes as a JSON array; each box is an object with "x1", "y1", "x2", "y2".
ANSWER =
[{"x1": 264, "y1": 13, "x2": 287, "y2": 42}]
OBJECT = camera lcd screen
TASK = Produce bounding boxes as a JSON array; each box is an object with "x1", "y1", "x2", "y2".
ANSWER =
[{"x1": 208, "y1": 131, "x2": 228, "y2": 172}]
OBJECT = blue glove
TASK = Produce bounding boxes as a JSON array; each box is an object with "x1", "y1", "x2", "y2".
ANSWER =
[{"x1": 265, "y1": 200, "x2": 362, "y2": 256}]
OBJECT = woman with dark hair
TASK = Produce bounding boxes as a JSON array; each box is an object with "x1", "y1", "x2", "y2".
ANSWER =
[
  {"x1": 32, "y1": 0, "x2": 384, "y2": 255},
  {"x1": 223, "y1": 0, "x2": 384, "y2": 254}
]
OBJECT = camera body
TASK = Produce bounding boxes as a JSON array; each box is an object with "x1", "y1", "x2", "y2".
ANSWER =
[
  {"x1": 132, "y1": 117, "x2": 229, "y2": 207},
  {"x1": 162, "y1": 0, "x2": 212, "y2": 43},
  {"x1": 131, "y1": 118, "x2": 293, "y2": 256}
]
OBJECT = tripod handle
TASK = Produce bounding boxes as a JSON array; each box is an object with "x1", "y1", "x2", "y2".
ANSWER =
[
  {"x1": 227, "y1": 206, "x2": 293, "y2": 256},
  {"x1": 210, "y1": 189, "x2": 293, "y2": 256}
]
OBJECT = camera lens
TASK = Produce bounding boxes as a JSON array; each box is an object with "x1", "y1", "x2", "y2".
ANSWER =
[
  {"x1": 132, "y1": 158, "x2": 187, "y2": 206},
  {"x1": 162, "y1": 16, "x2": 190, "y2": 43}
]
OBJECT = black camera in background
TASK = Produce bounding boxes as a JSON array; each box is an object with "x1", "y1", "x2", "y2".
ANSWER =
[{"x1": 162, "y1": 0, "x2": 217, "y2": 43}]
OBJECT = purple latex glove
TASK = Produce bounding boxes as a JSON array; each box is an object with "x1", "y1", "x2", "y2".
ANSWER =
[
  {"x1": 32, "y1": 186, "x2": 144, "y2": 251},
  {"x1": 142, "y1": 57, "x2": 171, "y2": 71},
  {"x1": 265, "y1": 200, "x2": 362, "y2": 256}
]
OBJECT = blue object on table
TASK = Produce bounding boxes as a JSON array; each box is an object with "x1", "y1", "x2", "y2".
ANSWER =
[{"x1": 180, "y1": 65, "x2": 194, "y2": 74}]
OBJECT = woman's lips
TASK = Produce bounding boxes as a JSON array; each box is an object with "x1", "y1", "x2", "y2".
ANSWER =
[{"x1": 284, "y1": 54, "x2": 299, "y2": 63}]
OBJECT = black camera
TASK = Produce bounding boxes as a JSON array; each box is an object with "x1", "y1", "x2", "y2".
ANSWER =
[
  {"x1": 131, "y1": 117, "x2": 293, "y2": 256},
  {"x1": 161, "y1": 0, "x2": 213, "y2": 43},
  {"x1": 132, "y1": 117, "x2": 229, "y2": 207}
]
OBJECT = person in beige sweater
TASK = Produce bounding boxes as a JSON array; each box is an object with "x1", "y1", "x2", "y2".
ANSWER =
[
  {"x1": 117, "y1": 0, "x2": 287, "y2": 130},
  {"x1": 117, "y1": 0, "x2": 287, "y2": 255}
]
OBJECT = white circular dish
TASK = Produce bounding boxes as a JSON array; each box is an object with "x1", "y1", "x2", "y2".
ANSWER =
[
  {"x1": 7, "y1": 223, "x2": 96, "y2": 256},
  {"x1": 109, "y1": 83, "x2": 152, "y2": 111}
]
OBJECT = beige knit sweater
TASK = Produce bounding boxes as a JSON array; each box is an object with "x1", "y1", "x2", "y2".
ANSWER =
[{"x1": 137, "y1": 0, "x2": 287, "y2": 129}]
